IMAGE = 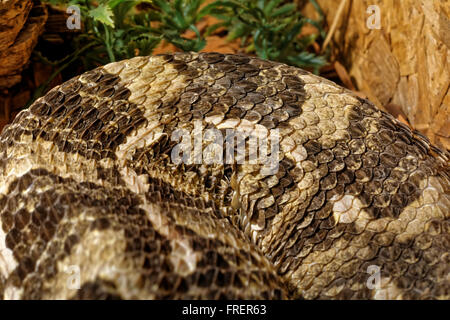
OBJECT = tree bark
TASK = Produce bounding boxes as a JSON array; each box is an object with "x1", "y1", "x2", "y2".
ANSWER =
[
  {"x1": 0, "y1": 0, "x2": 48, "y2": 89},
  {"x1": 303, "y1": 0, "x2": 450, "y2": 150}
]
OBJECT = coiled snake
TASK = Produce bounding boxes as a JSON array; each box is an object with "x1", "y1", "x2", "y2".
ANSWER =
[{"x1": 0, "y1": 52, "x2": 448, "y2": 299}]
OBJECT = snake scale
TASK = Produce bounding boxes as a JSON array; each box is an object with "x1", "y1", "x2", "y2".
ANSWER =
[{"x1": 0, "y1": 52, "x2": 449, "y2": 300}]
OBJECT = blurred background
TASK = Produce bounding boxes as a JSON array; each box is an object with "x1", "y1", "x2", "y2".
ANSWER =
[{"x1": 0, "y1": 0, "x2": 448, "y2": 150}]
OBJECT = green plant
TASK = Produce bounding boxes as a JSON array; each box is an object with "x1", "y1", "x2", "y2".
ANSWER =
[
  {"x1": 144, "y1": 0, "x2": 212, "y2": 52},
  {"x1": 33, "y1": 0, "x2": 223, "y2": 105},
  {"x1": 43, "y1": 0, "x2": 225, "y2": 66},
  {"x1": 41, "y1": 0, "x2": 327, "y2": 68},
  {"x1": 30, "y1": 1, "x2": 157, "y2": 105},
  {"x1": 38, "y1": 1, "x2": 155, "y2": 70},
  {"x1": 209, "y1": 0, "x2": 327, "y2": 73},
  {"x1": 34, "y1": 0, "x2": 328, "y2": 106}
]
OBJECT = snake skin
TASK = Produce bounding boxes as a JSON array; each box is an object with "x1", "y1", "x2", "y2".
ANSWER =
[{"x1": 0, "y1": 52, "x2": 449, "y2": 300}]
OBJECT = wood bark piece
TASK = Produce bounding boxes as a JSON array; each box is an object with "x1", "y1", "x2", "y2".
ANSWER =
[
  {"x1": 0, "y1": 0, "x2": 48, "y2": 88},
  {"x1": 0, "y1": 0, "x2": 33, "y2": 51},
  {"x1": 302, "y1": 0, "x2": 450, "y2": 150}
]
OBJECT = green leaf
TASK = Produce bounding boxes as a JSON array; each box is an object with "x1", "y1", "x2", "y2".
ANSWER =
[
  {"x1": 89, "y1": 3, "x2": 115, "y2": 28},
  {"x1": 198, "y1": 0, "x2": 231, "y2": 19},
  {"x1": 108, "y1": 0, "x2": 138, "y2": 9},
  {"x1": 281, "y1": 21, "x2": 303, "y2": 47},
  {"x1": 227, "y1": 22, "x2": 250, "y2": 41},
  {"x1": 263, "y1": 0, "x2": 282, "y2": 17},
  {"x1": 153, "y1": 0, "x2": 171, "y2": 13},
  {"x1": 286, "y1": 51, "x2": 327, "y2": 71},
  {"x1": 186, "y1": 0, "x2": 203, "y2": 21},
  {"x1": 271, "y1": 3, "x2": 295, "y2": 17},
  {"x1": 308, "y1": 0, "x2": 324, "y2": 23},
  {"x1": 205, "y1": 21, "x2": 228, "y2": 36}
]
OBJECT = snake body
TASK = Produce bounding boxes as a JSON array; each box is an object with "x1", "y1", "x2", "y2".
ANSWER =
[{"x1": 0, "y1": 52, "x2": 449, "y2": 299}]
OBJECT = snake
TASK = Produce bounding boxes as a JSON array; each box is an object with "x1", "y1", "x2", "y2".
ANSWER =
[{"x1": 0, "y1": 52, "x2": 448, "y2": 300}]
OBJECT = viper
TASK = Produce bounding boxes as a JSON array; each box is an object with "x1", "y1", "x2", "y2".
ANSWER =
[{"x1": 0, "y1": 52, "x2": 448, "y2": 299}]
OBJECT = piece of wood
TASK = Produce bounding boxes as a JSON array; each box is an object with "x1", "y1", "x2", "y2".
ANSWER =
[
  {"x1": 0, "y1": 0, "x2": 48, "y2": 89},
  {"x1": 334, "y1": 60, "x2": 355, "y2": 91},
  {"x1": 0, "y1": 0, "x2": 33, "y2": 51},
  {"x1": 303, "y1": 0, "x2": 450, "y2": 150}
]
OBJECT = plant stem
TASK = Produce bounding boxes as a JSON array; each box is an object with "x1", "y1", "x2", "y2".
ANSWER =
[{"x1": 104, "y1": 26, "x2": 116, "y2": 62}]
